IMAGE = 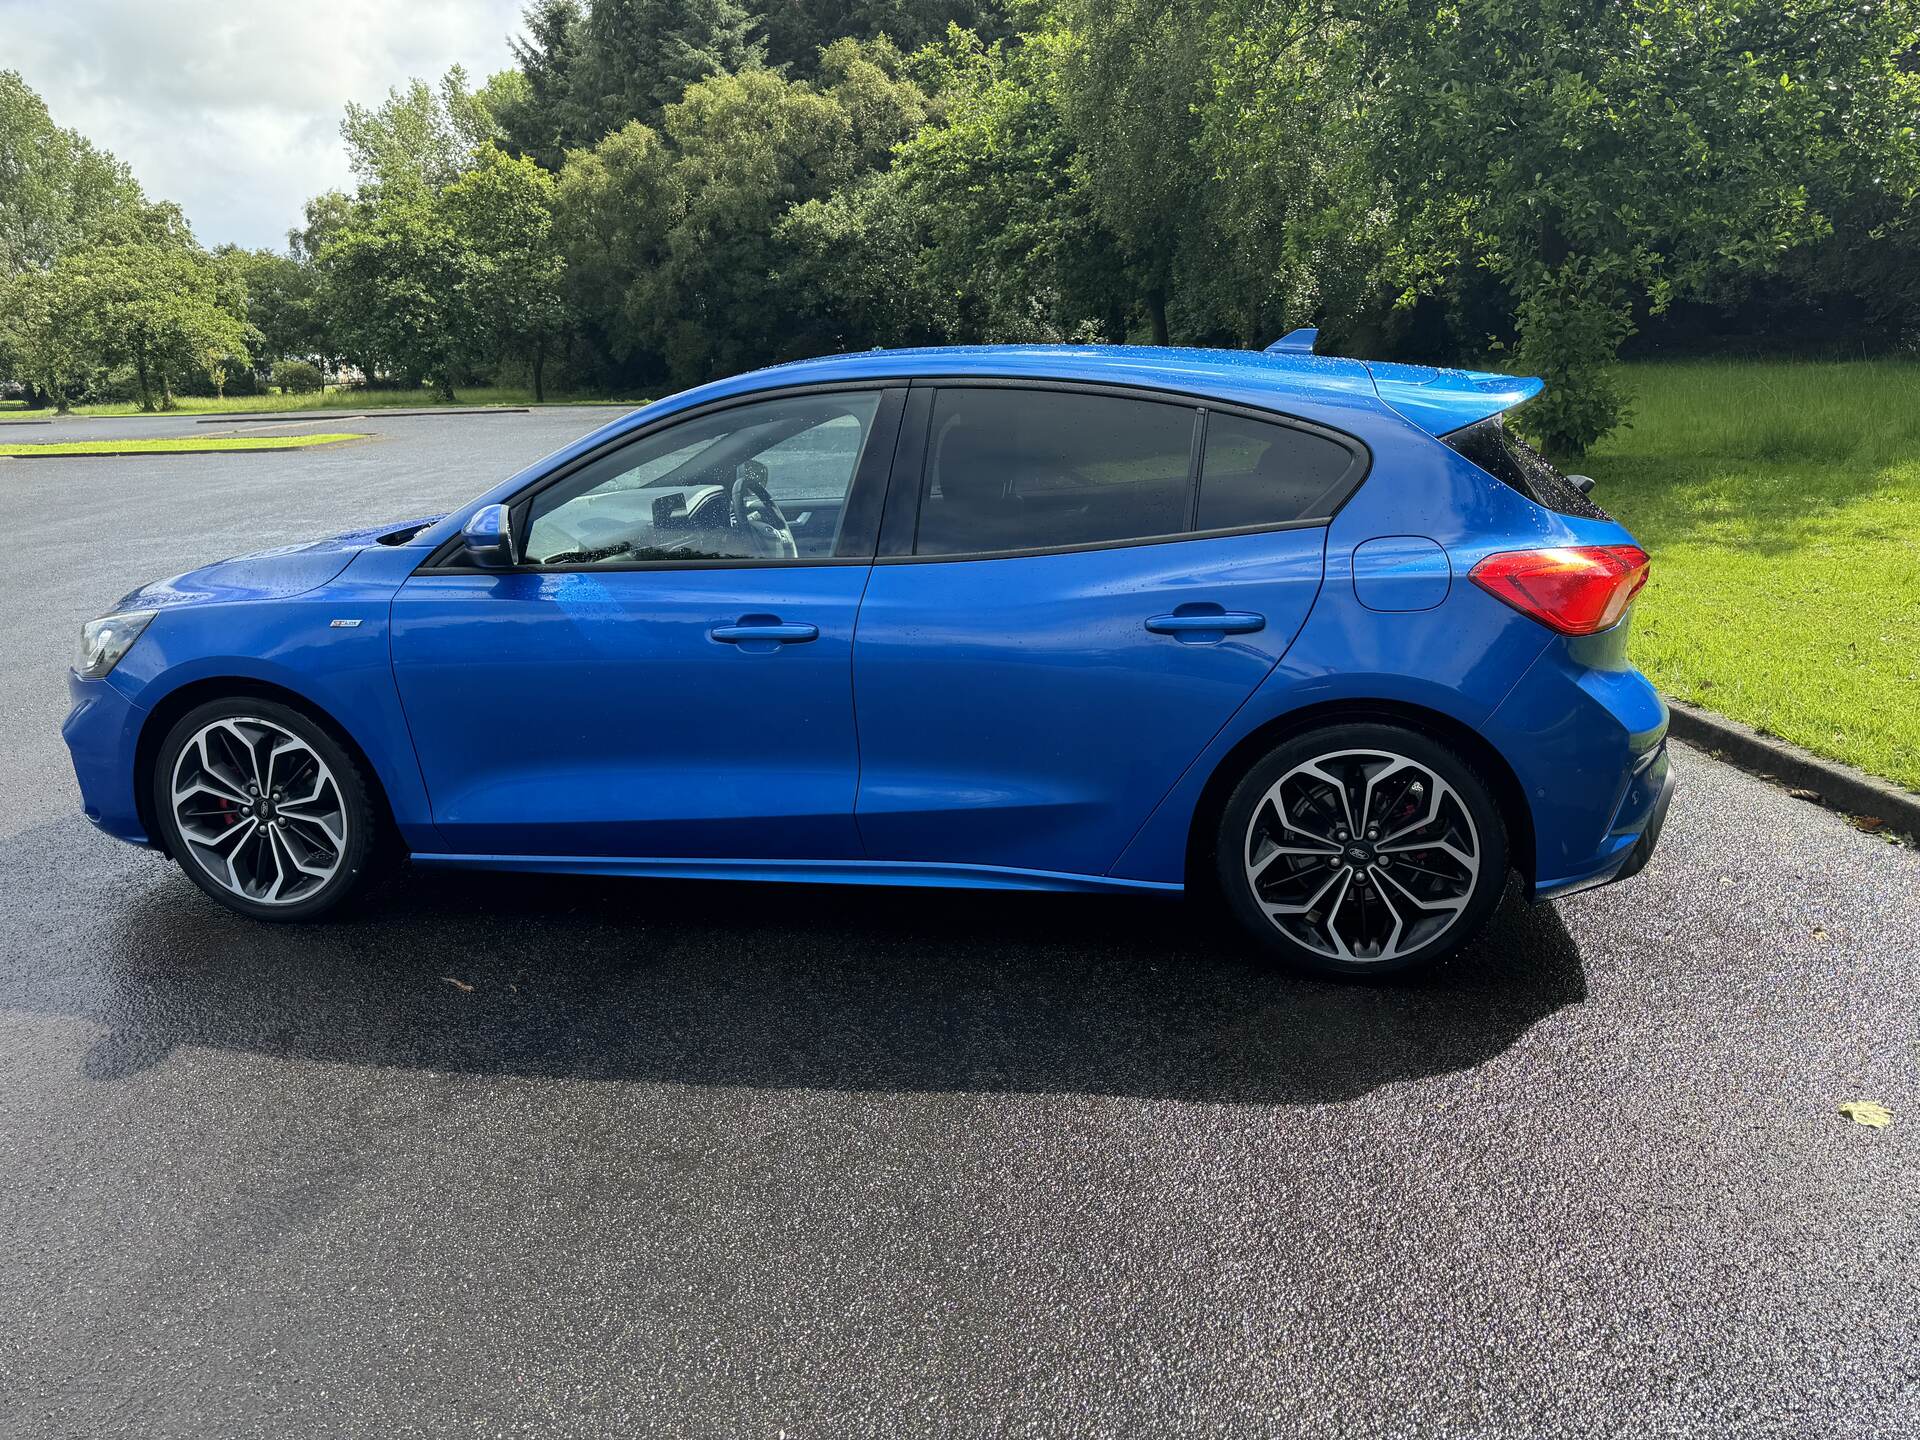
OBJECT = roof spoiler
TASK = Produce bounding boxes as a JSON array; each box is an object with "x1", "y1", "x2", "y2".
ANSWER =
[
  {"x1": 1365, "y1": 361, "x2": 1544, "y2": 436},
  {"x1": 1257, "y1": 331, "x2": 1542, "y2": 434}
]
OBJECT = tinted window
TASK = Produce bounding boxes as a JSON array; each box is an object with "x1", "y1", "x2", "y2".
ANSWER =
[
  {"x1": 524, "y1": 392, "x2": 879, "y2": 565},
  {"x1": 915, "y1": 389, "x2": 1197, "y2": 556},
  {"x1": 1444, "y1": 417, "x2": 1612, "y2": 521},
  {"x1": 1197, "y1": 414, "x2": 1357, "y2": 530}
]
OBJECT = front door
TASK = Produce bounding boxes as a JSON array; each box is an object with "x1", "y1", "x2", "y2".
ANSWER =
[{"x1": 391, "y1": 387, "x2": 902, "y2": 859}]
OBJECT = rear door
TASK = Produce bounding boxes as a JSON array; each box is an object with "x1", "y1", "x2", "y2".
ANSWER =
[{"x1": 850, "y1": 383, "x2": 1362, "y2": 877}]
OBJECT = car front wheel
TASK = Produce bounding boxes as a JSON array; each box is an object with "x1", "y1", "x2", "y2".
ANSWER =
[
  {"x1": 1216, "y1": 723, "x2": 1508, "y2": 978},
  {"x1": 152, "y1": 698, "x2": 383, "y2": 922}
]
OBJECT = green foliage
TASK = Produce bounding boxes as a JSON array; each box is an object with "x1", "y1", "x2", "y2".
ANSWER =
[
  {"x1": 273, "y1": 359, "x2": 324, "y2": 393},
  {"x1": 760, "y1": 0, "x2": 1009, "y2": 71},
  {"x1": 442, "y1": 147, "x2": 571, "y2": 399},
  {"x1": 1, "y1": 264, "x2": 96, "y2": 411},
  {"x1": 1507, "y1": 266, "x2": 1639, "y2": 456},
  {"x1": 14, "y1": 1, "x2": 1920, "y2": 439},
  {"x1": 0, "y1": 70, "x2": 145, "y2": 279},
  {"x1": 570, "y1": 0, "x2": 765, "y2": 138},
  {"x1": 555, "y1": 44, "x2": 930, "y2": 384},
  {"x1": 29, "y1": 204, "x2": 252, "y2": 412},
  {"x1": 341, "y1": 67, "x2": 501, "y2": 198},
  {"x1": 317, "y1": 195, "x2": 487, "y2": 400},
  {"x1": 1350, "y1": 0, "x2": 1920, "y2": 441},
  {"x1": 502, "y1": 0, "x2": 590, "y2": 168}
]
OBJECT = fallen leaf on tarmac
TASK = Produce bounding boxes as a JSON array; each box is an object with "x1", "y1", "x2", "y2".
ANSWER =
[
  {"x1": 1851, "y1": 815, "x2": 1886, "y2": 832},
  {"x1": 1811, "y1": 926, "x2": 1829, "y2": 942},
  {"x1": 1787, "y1": 788, "x2": 1822, "y2": 803},
  {"x1": 443, "y1": 976, "x2": 474, "y2": 993},
  {"x1": 1838, "y1": 1101, "x2": 1893, "y2": 1128}
]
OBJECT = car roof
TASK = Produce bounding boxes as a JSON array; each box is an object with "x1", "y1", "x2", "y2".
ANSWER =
[{"x1": 676, "y1": 343, "x2": 1542, "y2": 438}]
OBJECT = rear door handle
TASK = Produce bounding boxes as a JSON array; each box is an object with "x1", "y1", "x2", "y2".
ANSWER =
[
  {"x1": 711, "y1": 619, "x2": 819, "y2": 645},
  {"x1": 1146, "y1": 610, "x2": 1265, "y2": 636}
]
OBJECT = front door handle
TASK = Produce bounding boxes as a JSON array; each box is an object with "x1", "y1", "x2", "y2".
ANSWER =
[
  {"x1": 711, "y1": 618, "x2": 819, "y2": 645},
  {"x1": 1146, "y1": 609, "x2": 1266, "y2": 636}
]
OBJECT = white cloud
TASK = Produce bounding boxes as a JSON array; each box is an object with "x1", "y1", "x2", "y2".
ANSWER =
[{"x1": 1, "y1": 0, "x2": 526, "y2": 249}]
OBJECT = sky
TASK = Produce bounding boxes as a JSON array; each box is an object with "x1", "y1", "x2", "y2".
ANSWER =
[{"x1": 2, "y1": 0, "x2": 526, "y2": 251}]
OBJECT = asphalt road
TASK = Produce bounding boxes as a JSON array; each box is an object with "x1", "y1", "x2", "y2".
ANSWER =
[{"x1": 1, "y1": 409, "x2": 1915, "y2": 1438}]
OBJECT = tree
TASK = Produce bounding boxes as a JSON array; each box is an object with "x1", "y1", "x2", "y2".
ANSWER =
[
  {"x1": 502, "y1": 0, "x2": 590, "y2": 168},
  {"x1": 569, "y1": 0, "x2": 765, "y2": 138},
  {"x1": 341, "y1": 66, "x2": 500, "y2": 197},
  {"x1": 1052, "y1": 0, "x2": 1213, "y2": 344},
  {"x1": 883, "y1": 27, "x2": 1124, "y2": 343},
  {"x1": 443, "y1": 147, "x2": 571, "y2": 399},
  {"x1": 0, "y1": 264, "x2": 96, "y2": 411},
  {"x1": 760, "y1": 0, "x2": 1009, "y2": 73},
  {"x1": 221, "y1": 246, "x2": 328, "y2": 367},
  {"x1": 555, "y1": 52, "x2": 927, "y2": 384},
  {"x1": 318, "y1": 197, "x2": 486, "y2": 399},
  {"x1": 61, "y1": 222, "x2": 250, "y2": 410},
  {"x1": 1352, "y1": 0, "x2": 1920, "y2": 452},
  {"x1": 0, "y1": 70, "x2": 144, "y2": 279}
]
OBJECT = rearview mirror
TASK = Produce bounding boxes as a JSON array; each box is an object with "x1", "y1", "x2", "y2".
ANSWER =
[{"x1": 461, "y1": 503, "x2": 515, "y2": 567}]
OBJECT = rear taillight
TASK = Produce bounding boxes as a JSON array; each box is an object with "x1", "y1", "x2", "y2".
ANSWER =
[{"x1": 1468, "y1": 545, "x2": 1650, "y2": 636}]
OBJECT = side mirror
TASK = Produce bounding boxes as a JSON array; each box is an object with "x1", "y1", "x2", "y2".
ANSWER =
[{"x1": 461, "y1": 503, "x2": 515, "y2": 567}]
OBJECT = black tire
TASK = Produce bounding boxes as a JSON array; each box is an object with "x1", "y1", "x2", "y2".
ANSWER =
[
  {"x1": 1215, "y1": 722, "x2": 1508, "y2": 978},
  {"x1": 151, "y1": 697, "x2": 385, "y2": 922}
]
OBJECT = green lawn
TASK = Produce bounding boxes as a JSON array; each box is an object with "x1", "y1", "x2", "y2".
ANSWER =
[
  {"x1": 1587, "y1": 359, "x2": 1920, "y2": 794},
  {"x1": 0, "y1": 433, "x2": 366, "y2": 456},
  {"x1": 27, "y1": 386, "x2": 647, "y2": 419}
]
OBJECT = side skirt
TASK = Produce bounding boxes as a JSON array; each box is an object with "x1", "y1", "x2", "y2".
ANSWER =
[{"x1": 407, "y1": 854, "x2": 1186, "y2": 896}]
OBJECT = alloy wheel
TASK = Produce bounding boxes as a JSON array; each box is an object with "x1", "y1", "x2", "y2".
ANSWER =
[
  {"x1": 169, "y1": 716, "x2": 348, "y2": 906},
  {"x1": 1243, "y1": 747, "x2": 1481, "y2": 964}
]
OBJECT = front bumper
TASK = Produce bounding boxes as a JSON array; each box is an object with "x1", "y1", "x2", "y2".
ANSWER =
[{"x1": 62, "y1": 670, "x2": 152, "y2": 845}]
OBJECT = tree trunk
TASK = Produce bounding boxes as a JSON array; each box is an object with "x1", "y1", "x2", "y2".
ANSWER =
[
  {"x1": 532, "y1": 347, "x2": 547, "y2": 404},
  {"x1": 436, "y1": 372, "x2": 456, "y2": 403},
  {"x1": 134, "y1": 352, "x2": 155, "y2": 412},
  {"x1": 1147, "y1": 290, "x2": 1169, "y2": 346}
]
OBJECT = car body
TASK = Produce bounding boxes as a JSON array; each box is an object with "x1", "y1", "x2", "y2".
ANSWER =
[{"x1": 64, "y1": 339, "x2": 1673, "y2": 975}]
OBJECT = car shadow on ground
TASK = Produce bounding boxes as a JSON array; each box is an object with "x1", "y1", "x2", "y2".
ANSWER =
[{"x1": 56, "y1": 855, "x2": 1588, "y2": 1104}]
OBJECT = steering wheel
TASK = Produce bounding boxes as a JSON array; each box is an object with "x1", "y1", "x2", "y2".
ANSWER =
[{"x1": 728, "y1": 461, "x2": 798, "y2": 559}]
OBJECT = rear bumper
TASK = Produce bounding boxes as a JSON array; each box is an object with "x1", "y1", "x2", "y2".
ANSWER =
[
  {"x1": 1480, "y1": 620, "x2": 1674, "y2": 901},
  {"x1": 1534, "y1": 745, "x2": 1675, "y2": 899}
]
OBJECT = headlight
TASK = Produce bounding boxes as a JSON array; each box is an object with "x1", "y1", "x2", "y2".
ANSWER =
[{"x1": 76, "y1": 610, "x2": 156, "y2": 679}]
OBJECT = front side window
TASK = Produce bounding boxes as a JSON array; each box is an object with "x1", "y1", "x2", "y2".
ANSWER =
[
  {"x1": 524, "y1": 391, "x2": 881, "y2": 565},
  {"x1": 914, "y1": 389, "x2": 1198, "y2": 556},
  {"x1": 1197, "y1": 414, "x2": 1359, "y2": 530}
]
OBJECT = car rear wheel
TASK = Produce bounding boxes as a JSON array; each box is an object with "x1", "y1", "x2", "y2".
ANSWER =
[
  {"x1": 1216, "y1": 723, "x2": 1508, "y2": 978},
  {"x1": 152, "y1": 698, "x2": 384, "y2": 922}
]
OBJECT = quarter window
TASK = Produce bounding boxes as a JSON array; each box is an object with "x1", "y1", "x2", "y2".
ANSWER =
[
  {"x1": 914, "y1": 389, "x2": 1198, "y2": 556},
  {"x1": 524, "y1": 392, "x2": 881, "y2": 565},
  {"x1": 1197, "y1": 414, "x2": 1357, "y2": 530}
]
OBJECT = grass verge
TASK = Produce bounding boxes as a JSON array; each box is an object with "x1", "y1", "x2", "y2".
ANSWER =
[
  {"x1": 0, "y1": 433, "x2": 366, "y2": 457},
  {"x1": 1589, "y1": 358, "x2": 1920, "y2": 794},
  {"x1": 28, "y1": 386, "x2": 647, "y2": 419}
]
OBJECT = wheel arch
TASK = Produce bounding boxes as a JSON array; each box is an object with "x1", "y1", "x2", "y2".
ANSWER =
[
  {"x1": 1183, "y1": 698, "x2": 1536, "y2": 893},
  {"x1": 134, "y1": 677, "x2": 397, "y2": 858}
]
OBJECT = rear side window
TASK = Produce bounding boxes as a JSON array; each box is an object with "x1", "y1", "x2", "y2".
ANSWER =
[
  {"x1": 915, "y1": 389, "x2": 1197, "y2": 556},
  {"x1": 1444, "y1": 417, "x2": 1612, "y2": 521},
  {"x1": 1198, "y1": 414, "x2": 1359, "y2": 530}
]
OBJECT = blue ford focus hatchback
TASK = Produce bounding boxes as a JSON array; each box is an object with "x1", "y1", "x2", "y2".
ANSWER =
[{"x1": 64, "y1": 338, "x2": 1672, "y2": 976}]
